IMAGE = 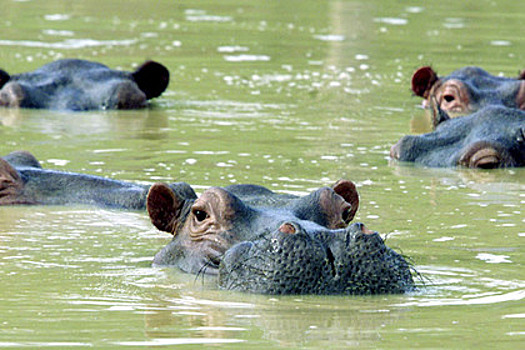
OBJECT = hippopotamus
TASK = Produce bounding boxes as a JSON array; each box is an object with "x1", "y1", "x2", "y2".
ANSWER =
[
  {"x1": 0, "y1": 59, "x2": 169, "y2": 110},
  {"x1": 1, "y1": 150, "x2": 414, "y2": 295},
  {"x1": 391, "y1": 106, "x2": 525, "y2": 168},
  {"x1": 411, "y1": 65, "x2": 525, "y2": 126},
  {"x1": 147, "y1": 181, "x2": 414, "y2": 295},
  {"x1": 0, "y1": 150, "x2": 193, "y2": 208}
]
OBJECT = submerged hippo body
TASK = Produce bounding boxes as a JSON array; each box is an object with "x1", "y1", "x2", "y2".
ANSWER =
[
  {"x1": 0, "y1": 151, "x2": 194, "y2": 209},
  {"x1": 391, "y1": 106, "x2": 525, "y2": 168},
  {"x1": 411, "y1": 66, "x2": 525, "y2": 126},
  {"x1": 0, "y1": 59, "x2": 169, "y2": 111},
  {"x1": 147, "y1": 181, "x2": 414, "y2": 295}
]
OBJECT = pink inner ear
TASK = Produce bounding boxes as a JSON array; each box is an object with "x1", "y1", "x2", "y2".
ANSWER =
[
  {"x1": 412, "y1": 66, "x2": 438, "y2": 98},
  {"x1": 332, "y1": 180, "x2": 359, "y2": 222}
]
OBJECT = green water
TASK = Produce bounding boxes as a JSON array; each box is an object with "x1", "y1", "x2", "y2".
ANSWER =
[{"x1": 0, "y1": 0, "x2": 524, "y2": 348}]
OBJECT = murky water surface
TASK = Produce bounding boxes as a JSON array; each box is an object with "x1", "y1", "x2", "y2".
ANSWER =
[{"x1": 1, "y1": 0, "x2": 524, "y2": 348}]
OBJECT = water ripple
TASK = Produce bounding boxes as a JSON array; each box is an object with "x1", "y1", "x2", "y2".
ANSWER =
[{"x1": 0, "y1": 38, "x2": 136, "y2": 49}]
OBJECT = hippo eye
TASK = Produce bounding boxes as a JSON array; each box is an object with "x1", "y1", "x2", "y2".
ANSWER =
[
  {"x1": 192, "y1": 208, "x2": 209, "y2": 222},
  {"x1": 443, "y1": 94, "x2": 455, "y2": 103}
]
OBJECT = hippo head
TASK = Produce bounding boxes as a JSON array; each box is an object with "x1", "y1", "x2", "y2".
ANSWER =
[
  {"x1": 0, "y1": 59, "x2": 169, "y2": 110},
  {"x1": 411, "y1": 66, "x2": 525, "y2": 126},
  {"x1": 146, "y1": 180, "x2": 414, "y2": 294},
  {"x1": 391, "y1": 106, "x2": 525, "y2": 168}
]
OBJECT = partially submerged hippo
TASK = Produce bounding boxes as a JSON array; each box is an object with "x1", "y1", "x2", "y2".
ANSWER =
[
  {"x1": 0, "y1": 150, "x2": 193, "y2": 208},
  {"x1": 147, "y1": 181, "x2": 414, "y2": 295},
  {"x1": 0, "y1": 59, "x2": 169, "y2": 110},
  {"x1": 411, "y1": 65, "x2": 525, "y2": 126},
  {"x1": 1, "y1": 150, "x2": 415, "y2": 295},
  {"x1": 391, "y1": 106, "x2": 525, "y2": 168}
]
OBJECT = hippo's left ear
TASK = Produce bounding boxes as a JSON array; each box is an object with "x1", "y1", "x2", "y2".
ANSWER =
[
  {"x1": 147, "y1": 183, "x2": 184, "y2": 234},
  {"x1": 411, "y1": 66, "x2": 439, "y2": 98},
  {"x1": 0, "y1": 69, "x2": 10, "y2": 89},
  {"x1": 132, "y1": 61, "x2": 170, "y2": 100},
  {"x1": 332, "y1": 180, "x2": 359, "y2": 223}
]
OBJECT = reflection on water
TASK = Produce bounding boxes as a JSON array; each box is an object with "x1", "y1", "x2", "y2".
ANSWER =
[
  {"x1": 0, "y1": 38, "x2": 137, "y2": 49},
  {"x1": 1, "y1": 0, "x2": 524, "y2": 348}
]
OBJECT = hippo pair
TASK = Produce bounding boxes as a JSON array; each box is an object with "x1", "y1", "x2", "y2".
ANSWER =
[
  {"x1": 391, "y1": 66, "x2": 525, "y2": 168},
  {"x1": 0, "y1": 151, "x2": 414, "y2": 295},
  {"x1": 2, "y1": 59, "x2": 523, "y2": 168}
]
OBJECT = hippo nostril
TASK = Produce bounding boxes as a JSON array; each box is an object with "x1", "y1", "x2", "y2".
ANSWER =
[
  {"x1": 279, "y1": 222, "x2": 296, "y2": 235},
  {"x1": 325, "y1": 247, "x2": 337, "y2": 278}
]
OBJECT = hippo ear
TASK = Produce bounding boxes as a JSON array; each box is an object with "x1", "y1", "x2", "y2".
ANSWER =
[
  {"x1": 411, "y1": 66, "x2": 439, "y2": 98},
  {"x1": 132, "y1": 61, "x2": 170, "y2": 100},
  {"x1": 518, "y1": 69, "x2": 525, "y2": 80},
  {"x1": 147, "y1": 183, "x2": 184, "y2": 234},
  {"x1": 332, "y1": 180, "x2": 359, "y2": 223},
  {"x1": 0, "y1": 157, "x2": 34, "y2": 205},
  {"x1": 0, "y1": 69, "x2": 10, "y2": 89}
]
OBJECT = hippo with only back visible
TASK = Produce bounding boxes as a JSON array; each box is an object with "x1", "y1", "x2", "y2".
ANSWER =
[
  {"x1": 411, "y1": 65, "x2": 525, "y2": 126},
  {"x1": 0, "y1": 59, "x2": 169, "y2": 111},
  {"x1": 1, "y1": 151, "x2": 414, "y2": 295}
]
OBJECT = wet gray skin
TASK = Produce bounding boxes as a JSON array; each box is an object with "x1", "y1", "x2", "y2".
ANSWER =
[
  {"x1": 0, "y1": 151, "x2": 194, "y2": 209},
  {"x1": 0, "y1": 59, "x2": 169, "y2": 110},
  {"x1": 219, "y1": 222, "x2": 413, "y2": 295},
  {"x1": 146, "y1": 181, "x2": 414, "y2": 295},
  {"x1": 391, "y1": 106, "x2": 525, "y2": 168},
  {"x1": 411, "y1": 66, "x2": 525, "y2": 126}
]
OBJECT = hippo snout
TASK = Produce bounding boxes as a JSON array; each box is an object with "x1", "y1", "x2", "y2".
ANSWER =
[{"x1": 218, "y1": 221, "x2": 414, "y2": 295}]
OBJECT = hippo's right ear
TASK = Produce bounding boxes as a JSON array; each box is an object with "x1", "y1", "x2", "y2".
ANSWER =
[
  {"x1": 332, "y1": 180, "x2": 359, "y2": 223},
  {"x1": 411, "y1": 66, "x2": 439, "y2": 98},
  {"x1": 147, "y1": 183, "x2": 184, "y2": 234},
  {"x1": 0, "y1": 69, "x2": 10, "y2": 89},
  {"x1": 132, "y1": 61, "x2": 170, "y2": 100}
]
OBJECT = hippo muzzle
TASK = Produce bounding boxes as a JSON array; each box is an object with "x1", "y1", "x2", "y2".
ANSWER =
[{"x1": 218, "y1": 222, "x2": 414, "y2": 295}]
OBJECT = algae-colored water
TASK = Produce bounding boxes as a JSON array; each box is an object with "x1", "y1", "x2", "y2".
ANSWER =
[{"x1": 0, "y1": 0, "x2": 523, "y2": 348}]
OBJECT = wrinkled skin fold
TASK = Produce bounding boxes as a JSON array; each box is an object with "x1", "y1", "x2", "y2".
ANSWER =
[
  {"x1": 0, "y1": 59, "x2": 169, "y2": 111},
  {"x1": 391, "y1": 106, "x2": 525, "y2": 168}
]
